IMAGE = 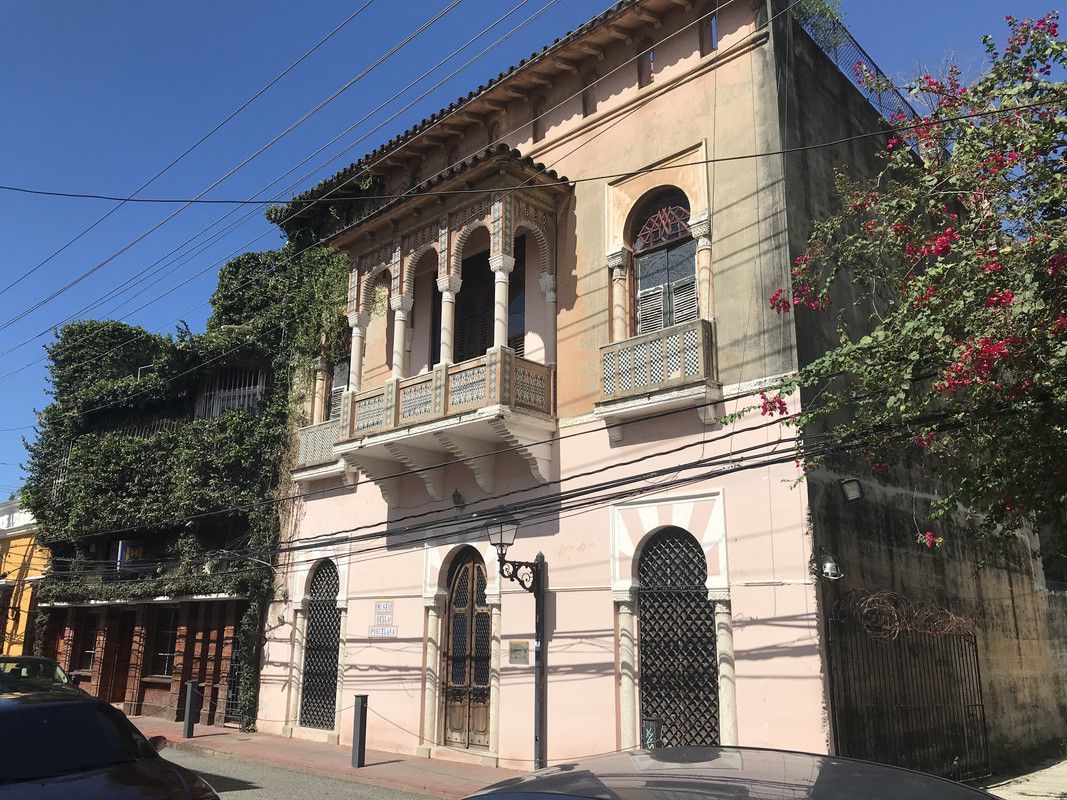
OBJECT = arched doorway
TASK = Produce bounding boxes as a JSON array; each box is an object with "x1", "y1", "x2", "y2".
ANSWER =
[
  {"x1": 637, "y1": 527, "x2": 719, "y2": 746},
  {"x1": 442, "y1": 548, "x2": 491, "y2": 749},
  {"x1": 300, "y1": 560, "x2": 341, "y2": 730}
]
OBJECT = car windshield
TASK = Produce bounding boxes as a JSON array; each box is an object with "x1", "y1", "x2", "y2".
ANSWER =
[
  {"x1": 0, "y1": 701, "x2": 152, "y2": 783},
  {"x1": 0, "y1": 658, "x2": 70, "y2": 688}
]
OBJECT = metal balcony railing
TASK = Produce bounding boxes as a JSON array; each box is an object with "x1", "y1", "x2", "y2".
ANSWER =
[
  {"x1": 342, "y1": 347, "x2": 555, "y2": 441},
  {"x1": 294, "y1": 418, "x2": 341, "y2": 468},
  {"x1": 599, "y1": 319, "x2": 716, "y2": 403}
]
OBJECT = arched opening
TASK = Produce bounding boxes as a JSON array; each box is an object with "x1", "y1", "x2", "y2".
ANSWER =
[
  {"x1": 531, "y1": 96, "x2": 547, "y2": 143},
  {"x1": 299, "y1": 560, "x2": 341, "y2": 730},
  {"x1": 637, "y1": 527, "x2": 718, "y2": 746},
  {"x1": 699, "y1": 3, "x2": 719, "y2": 56},
  {"x1": 637, "y1": 39, "x2": 654, "y2": 88},
  {"x1": 454, "y1": 227, "x2": 492, "y2": 362},
  {"x1": 441, "y1": 547, "x2": 491, "y2": 749},
  {"x1": 409, "y1": 249, "x2": 439, "y2": 373},
  {"x1": 628, "y1": 188, "x2": 696, "y2": 334}
]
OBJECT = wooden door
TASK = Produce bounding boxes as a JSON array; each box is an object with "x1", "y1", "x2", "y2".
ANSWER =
[{"x1": 442, "y1": 550, "x2": 491, "y2": 749}]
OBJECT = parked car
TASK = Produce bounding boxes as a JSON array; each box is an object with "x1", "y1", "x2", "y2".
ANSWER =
[
  {"x1": 0, "y1": 689, "x2": 218, "y2": 799},
  {"x1": 0, "y1": 655, "x2": 72, "y2": 691},
  {"x1": 468, "y1": 747, "x2": 995, "y2": 800}
]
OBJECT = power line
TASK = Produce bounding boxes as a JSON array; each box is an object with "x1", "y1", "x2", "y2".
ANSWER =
[
  {"x1": 0, "y1": 0, "x2": 562, "y2": 373},
  {"x1": 0, "y1": 0, "x2": 468, "y2": 336},
  {"x1": 0, "y1": 2, "x2": 378, "y2": 303},
  {"x1": 1, "y1": 97, "x2": 1057, "y2": 207}
]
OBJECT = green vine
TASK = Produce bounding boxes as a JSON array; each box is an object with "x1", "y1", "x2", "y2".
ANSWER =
[{"x1": 23, "y1": 244, "x2": 350, "y2": 725}]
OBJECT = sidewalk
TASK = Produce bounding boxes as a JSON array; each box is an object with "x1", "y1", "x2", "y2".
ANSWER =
[
  {"x1": 984, "y1": 758, "x2": 1067, "y2": 800},
  {"x1": 131, "y1": 717, "x2": 523, "y2": 800}
]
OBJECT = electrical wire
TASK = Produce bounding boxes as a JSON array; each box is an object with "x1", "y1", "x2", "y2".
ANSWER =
[
  {"x1": 0, "y1": 0, "x2": 564, "y2": 372},
  {"x1": 0, "y1": 0, "x2": 469, "y2": 336},
  {"x1": 0, "y1": 1, "x2": 378, "y2": 302}
]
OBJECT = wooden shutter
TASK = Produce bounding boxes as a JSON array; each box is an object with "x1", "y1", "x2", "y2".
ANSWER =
[
  {"x1": 670, "y1": 275, "x2": 698, "y2": 326},
  {"x1": 327, "y1": 360, "x2": 349, "y2": 421},
  {"x1": 637, "y1": 285, "x2": 667, "y2": 334}
]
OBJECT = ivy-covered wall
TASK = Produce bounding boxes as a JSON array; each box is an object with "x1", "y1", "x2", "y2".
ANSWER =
[{"x1": 22, "y1": 244, "x2": 351, "y2": 723}]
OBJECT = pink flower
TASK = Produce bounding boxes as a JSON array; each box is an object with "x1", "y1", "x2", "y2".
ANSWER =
[
  {"x1": 759, "y1": 391, "x2": 788, "y2": 417},
  {"x1": 769, "y1": 289, "x2": 791, "y2": 315},
  {"x1": 984, "y1": 289, "x2": 1015, "y2": 307}
]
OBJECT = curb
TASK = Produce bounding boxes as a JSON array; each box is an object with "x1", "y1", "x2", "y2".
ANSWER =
[{"x1": 158, "y1": 736, "x2": 471, "y2": 799}]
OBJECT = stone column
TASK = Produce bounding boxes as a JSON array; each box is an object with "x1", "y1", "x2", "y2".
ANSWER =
[
  {"x1": 390, "y1": 295, "x2": 413, "y2": 379},
  {"x1": 616, "y1": 592, "x2": 638, "y2": 749},
  {"x1": 489, "y1": 255, "x2": 515, "y2": 349},
  {"x1": 436, "y1": 274, "x2": 462, "y2": 365},
  {"x1": 712, "y1": 594, "x2": 738, "y2": 745},
  {"x1": 539, "y1": 273, "x2": 557, "y2": 363},
  {"x1": 311, "y1": 359, "x2": 329, "y2": 424},
  {"x1": 690, "y1": 216, "x2": 713, "y2": 320},
  {"x1": 347, "y1": 313, "x2": 367, "y2": 392},
  {"x1": 607, "y1": 250, "x2": 629, "y2": 342},
  {"x1": 419, "y1": 596, "x2": 443, "y2": 757},
  {"x1": 487, "y1": 597, "x2": 502, "y2": 762}
]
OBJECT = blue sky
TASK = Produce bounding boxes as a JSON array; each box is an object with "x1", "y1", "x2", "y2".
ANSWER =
[{"x1": 0, "y1": 0, "x2": 1055, "y2": 494}]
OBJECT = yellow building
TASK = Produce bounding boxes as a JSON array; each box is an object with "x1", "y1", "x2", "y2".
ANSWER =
[{"x1": 0, "y1": 499, "x2": 46, "y2": 656}]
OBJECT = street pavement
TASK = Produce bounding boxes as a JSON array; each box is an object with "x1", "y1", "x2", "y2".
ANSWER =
[
  {"x1": 985, "y1": 759, "x2": 1067, "y2": 800},
  {"x1": 164, "y1": 747, "x2": 438, "y2": 800}
]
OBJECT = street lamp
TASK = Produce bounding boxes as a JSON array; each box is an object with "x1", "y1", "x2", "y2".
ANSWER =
[
  {"x1": 486, "y1": 513, "x2": 539, "y2": 593},
  {"x1": 484, "y1": 513, "x2": 546, "y2": 769}
]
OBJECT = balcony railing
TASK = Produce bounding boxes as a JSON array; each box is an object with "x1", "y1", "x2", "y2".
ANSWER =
[
  {"x1": 599, "y1": 319, "x2": 716, "y2": 403},
  {"x1": 294, "y1": 418, "x2": 341, "y2": 469},
  {"x1": 343, "y1": 347, "x2": 555, "y2": 441}
]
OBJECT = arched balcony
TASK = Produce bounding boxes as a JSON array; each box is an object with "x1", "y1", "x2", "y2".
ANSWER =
[{"x1": 293, "y1": 148, "x2": 568, "y2": 501}]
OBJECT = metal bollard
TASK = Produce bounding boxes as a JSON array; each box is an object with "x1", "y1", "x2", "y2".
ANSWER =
[
  {"x1": 351, "y1": 694, "x2": 368, "y2": 768},
  {"x1": 183, "y1": 681, "x2": 197, "y2": 739}
]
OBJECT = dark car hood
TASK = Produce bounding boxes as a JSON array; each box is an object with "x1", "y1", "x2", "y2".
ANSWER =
[
  {"x1": 0, "y1": 757, "x2": 217, "y2": 800},
  {"x1": 469, "y1": 747, "x2": 993, "y2": 800}
]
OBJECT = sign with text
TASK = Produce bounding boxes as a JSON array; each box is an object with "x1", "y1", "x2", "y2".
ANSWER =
[
  {"x1": 369, "y1": 601, "x2": 397, "y2": 638},
  {"x1": 508, "y1": 640, "x2": 530, "y2": 665}
]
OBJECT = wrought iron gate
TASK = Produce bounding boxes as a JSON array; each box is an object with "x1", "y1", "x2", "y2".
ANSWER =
[
  {"x1": 224, "y1": 636, "x2": 242, "y2": 723},
  {"x1": 637, "y1": 527, "x2": 719, "y2": 747},
  {"x1": 442, "y1": 550, "x2": 491, "y2": 749},
  {"x1": 828, "y1": 591, "x2": 990, "y2": 782},
  {"x1": 300, "y1": 561, "x2": 341, "y2": 730}
]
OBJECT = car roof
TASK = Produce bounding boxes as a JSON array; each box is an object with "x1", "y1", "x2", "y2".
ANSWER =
[
  {"x1": 469, "y1": 747, "x2": 993, "y2": 800},
  {"x1": 0, "y1": 655, "x2": 59, "y2": 663}
]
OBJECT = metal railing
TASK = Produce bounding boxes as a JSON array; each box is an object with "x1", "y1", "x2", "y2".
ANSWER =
[
  {"x1": 341, "y1": 346, "x2": 555, "y2": 441},
  {"x1": 796, "y1": 11, "x2": 918, "y2": 123},
  {"x1": 600, "y1": 319, "x2": 716, "y2": 403},
  {"x1": 294, "y1": 418, "x2": 341, "y2": 468}
]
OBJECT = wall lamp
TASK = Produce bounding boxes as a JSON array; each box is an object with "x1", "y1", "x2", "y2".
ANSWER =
[{"x1": 839, "y1": 478, "x2": 864, "y2": 503}]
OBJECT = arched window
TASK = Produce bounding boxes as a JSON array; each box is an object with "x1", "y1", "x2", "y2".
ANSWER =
[
  {"x1": 580, "y1": 71, "x2": 598, "y2": 118},
  {"x1": 629, "y1": 189, "x2": 697, "y2": 334},
  {"x1": 637, "y1": 40, "x2": 654, "y2": 88},
  {"x1": 637, "y1": 527, "x2": 719, "y2": 746},
  {"x1": 299, "y1": 560, "x2": 341, "y2": 730},
  {"x1": 531, "y1": 96, "x2": 547, "y2": 143},
  {"x1": 442, "y1": 548, "x2": 491, "y2": 749},
  {"x1": 699, "y1": 3, "x2": 719, "y2": 56}
]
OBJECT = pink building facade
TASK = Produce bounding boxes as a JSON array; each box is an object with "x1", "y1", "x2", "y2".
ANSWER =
[{"x1": 256, "y1": 0, "x2": 1067, "y2": 777}]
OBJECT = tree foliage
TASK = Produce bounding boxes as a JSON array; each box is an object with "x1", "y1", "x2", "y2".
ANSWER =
[
  {"x1": 772, "y1": 14, "x2": 1066, "y2": 552},
  {"x1": 22, "y1": 244, "x2": 350, "y2": 723}
]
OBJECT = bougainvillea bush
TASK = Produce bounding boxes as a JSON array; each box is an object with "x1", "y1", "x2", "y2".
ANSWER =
[{"x1": 772, "y1": 14, "x2": 1066, "y2": 549}]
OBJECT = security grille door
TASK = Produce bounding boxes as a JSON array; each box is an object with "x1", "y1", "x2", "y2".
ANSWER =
[
  {"x1": 443, "y1": 551, "x2": 491, "y2": 749},
  {"x1": 300, "y1": 561, "x2": 341, "y2": 730},
  {"x1": 637, "y1": 527, "x2": 719, "y2": 746}
]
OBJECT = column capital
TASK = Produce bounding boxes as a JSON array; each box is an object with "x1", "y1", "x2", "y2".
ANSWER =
[
  {"x1": 538, "y1": 273, "x2": 557, "y2": 298},
  {"x1": 606, "y1": 248, "x2": 628, "y2": 270},
  {"x1": 708, "y1": 587, "x2": 731, "y2": 606},
  {"x1": 423, "y1": 591, "x2": 445, "y2": 612},
  {"x1": 389, "y1": 294, "x2": 414, "y2": 315},
  {"x1": 347, "y1": 311, "x2": 369, "y2": 331},
  {"x1": 612, "y1": 588, "x2": 637, "y2": 604},
  {"x1": 436, "y1": 274, "x2": 462, "y2": 295},
  {"x1": 689, "y1": 214, "x2": 711, "y2": 243},
  {"x1": 488, "y1": 254, "x2": 515, "y2": 274}
]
